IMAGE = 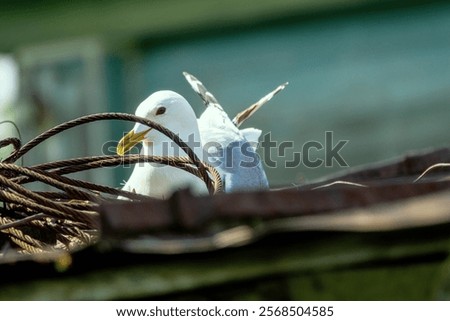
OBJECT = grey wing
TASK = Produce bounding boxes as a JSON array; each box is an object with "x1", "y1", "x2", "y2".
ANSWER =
[
  {"x1": 211, "y1": 140, "x2": 269, "y2": 192},
  {"x1": 232, "y1": 82, "x2": 288, "y2": 128}
]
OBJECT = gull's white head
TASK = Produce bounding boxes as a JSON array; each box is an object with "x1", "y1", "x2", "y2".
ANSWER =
[{"x1": 117, "y1": 90, "x2": 201, "y2": 156}]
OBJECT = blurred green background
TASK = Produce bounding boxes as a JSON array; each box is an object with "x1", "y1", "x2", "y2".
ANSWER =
[{"x1": 0, "y1": 0, "x2": 449, "y2": 188}]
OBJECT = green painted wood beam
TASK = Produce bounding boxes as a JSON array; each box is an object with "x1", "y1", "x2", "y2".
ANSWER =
[
  {"x1": 1, "y1": 227, "x2": 449, "y2": 300},
  {"x1": 0, "y1": 0, "x2": 412, "y2": 51}
]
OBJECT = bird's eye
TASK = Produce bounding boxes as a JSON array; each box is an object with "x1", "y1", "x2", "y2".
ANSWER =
[{"x1": 155, "y1": 106, "x2": 166, "y2": 115}]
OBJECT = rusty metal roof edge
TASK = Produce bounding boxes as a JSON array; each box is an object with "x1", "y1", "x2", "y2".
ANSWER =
[
  {"x1": 101, "y1": 189, "x2": 450, "y2": 254},
  {"x1": 100, "y1": 179, "x2": 450, "y2": 237}
]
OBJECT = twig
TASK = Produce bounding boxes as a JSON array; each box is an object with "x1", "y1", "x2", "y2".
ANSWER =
[
  {"x1": 0, "y1": 213, "x2": 47, "y2": 231},
  {"x1": 414, "y1": 163, "x2": 450, "y2": 182}
]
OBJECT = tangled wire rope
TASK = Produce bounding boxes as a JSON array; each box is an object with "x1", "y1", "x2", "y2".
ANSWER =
[{"x1": 0, "y1": 113, "x2": 223, "y2": 254}]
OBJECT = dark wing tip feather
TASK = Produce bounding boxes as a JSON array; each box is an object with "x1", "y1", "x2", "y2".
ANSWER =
[
  {"x1": 183, "y1": 72, "x2": 222, "y2": 109},
  {"x1": 232, "y1": 82, "x2": 288, "y2": 127}
]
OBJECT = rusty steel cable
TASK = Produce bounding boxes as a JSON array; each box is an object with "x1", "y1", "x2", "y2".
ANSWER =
[
  {"x1": 3, "y1": 113, "x2": 211, "y2": 186},
  {"x1": 0, "y1": 113, "x2": 223, "y2": 254}
]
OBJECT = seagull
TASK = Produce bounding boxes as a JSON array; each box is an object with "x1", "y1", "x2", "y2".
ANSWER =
[
  {"x1": 117, "y1": 90, "x2": 208, "y2": 199},
  {"x1": 183, "y1": 72, "x2": 287, "y2": 192},
  {"x1": 117, "y1": 73, "x2": 287, "y2": 198}
]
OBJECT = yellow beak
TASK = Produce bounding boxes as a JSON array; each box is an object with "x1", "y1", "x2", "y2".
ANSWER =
[{"x1": 116, "y1": 128, "x2": 151, "y2": 156}]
